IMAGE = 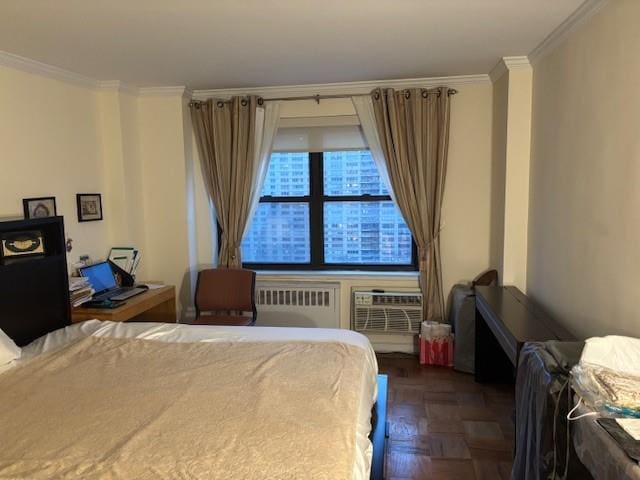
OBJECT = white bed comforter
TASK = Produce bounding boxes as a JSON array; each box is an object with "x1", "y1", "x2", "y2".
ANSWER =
[{"x1": 4, "y1": 320, "x2": 378, "y2": 480}]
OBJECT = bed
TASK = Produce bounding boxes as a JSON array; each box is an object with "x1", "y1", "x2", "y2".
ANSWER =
[{"x1": 0, "y1": 320, "x2": 381, "y2": 480}]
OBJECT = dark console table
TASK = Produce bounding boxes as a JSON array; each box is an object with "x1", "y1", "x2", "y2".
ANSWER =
[{"x1": 474, "y1": 285, "x2": 574, "y2": 383}]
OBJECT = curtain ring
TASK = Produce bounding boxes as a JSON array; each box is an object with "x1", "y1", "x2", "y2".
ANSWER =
[
  {"x1": 241, "y1": 99, "x2": 248, "y2": 106},
  {"x1": 216, "y1": 100, "x2": 224, "y2": 108},
  {"x1": 437, "y1": 91, "x2": 442, "y2": 98},
  {"x1": 258, "y1": 97, "x2": 264, "y2": 106},
  {"x1": 404, "y1": 90, "x2": 411, "y2": 99},
  {"x1": 421, "y1": 90, "x2": 429, "y2": 98},
  {"x1": 373, "y1": 91, "x2": 380, "y2": 101}
]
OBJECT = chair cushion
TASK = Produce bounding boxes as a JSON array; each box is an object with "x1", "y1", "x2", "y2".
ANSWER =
[{"x1": 192, "y1": 315, "x2": 255, "y2": 327}]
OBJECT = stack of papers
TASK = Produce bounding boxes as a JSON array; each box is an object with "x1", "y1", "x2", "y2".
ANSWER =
[
  {"x1": 108, "y1": 247, "x2": 141, "y2": 276},
  {"x1": 69, "y1": 276, "x2": 95, "y2": 307}
]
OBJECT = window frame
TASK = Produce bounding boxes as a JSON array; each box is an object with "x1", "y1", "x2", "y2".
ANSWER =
[{"x1": 242, "y1": 151, "x2": 418, "y2": 271}]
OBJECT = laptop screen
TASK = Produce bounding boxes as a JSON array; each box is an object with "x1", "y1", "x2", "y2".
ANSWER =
[{"x1": 80, "y1": 262, "x2": 117, "y2": 293}]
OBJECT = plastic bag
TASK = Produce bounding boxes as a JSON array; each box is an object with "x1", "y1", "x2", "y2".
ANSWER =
[
  {"x1": 419, "y1": 321, "x2": 454, "y2": 366},
  {"x1": 571, "y1": 362, "x2": 640, "y2": 417}
]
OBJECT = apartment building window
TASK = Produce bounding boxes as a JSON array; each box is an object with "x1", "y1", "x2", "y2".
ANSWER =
[{"x1": 241, "y1": 150, "x2": 416, "y2": 270}]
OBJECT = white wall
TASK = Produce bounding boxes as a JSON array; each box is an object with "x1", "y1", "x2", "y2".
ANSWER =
[
  {"x1": 97, "y1": 89, "x2": 148, "y2": 276},
  {"x1": 1, "y1": 61, "x2": 496, "y2": 329},
  {"x1": 488, "y1": 61, "x2": 533, "y2": 291},
  {"x1": 489, "y1": 73, "x2": 508, "y2": 280},
  {"x1": 527, "y1": 0, "x2": 640, "y2": 338},
  {"x1": 0, "y1": 65, "x2": 109, "y2": 263},
  {"x1": 193, "y1": 83, "x2": 495, "y2": 297},
  {"x1": 440, "y1": 82, "x2": 494, "y2": 295},
  {"x1": 501, "y1": 67, "x2": 532, "y2": 291},
  {"x1": 136, "y1": 95, "x2": 195, "y2": 315}
]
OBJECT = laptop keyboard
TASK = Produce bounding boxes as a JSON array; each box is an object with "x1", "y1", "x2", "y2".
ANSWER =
[
  {"x1": 93, "y1": 287, "x2": 142, "y2": 302},
  {"x1": 110, "y1": 287, "x2": 146, "y2": 301}
]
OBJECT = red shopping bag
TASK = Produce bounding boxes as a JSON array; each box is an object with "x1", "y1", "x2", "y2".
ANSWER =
[{"x1": 420, "y1": 335, "x2": 454, "y2": 367}]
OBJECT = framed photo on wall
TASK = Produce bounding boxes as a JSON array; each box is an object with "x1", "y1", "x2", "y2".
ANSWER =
[
  {"x1": 23, "y1": 197, "x2": 57, "y2": 219},
  {"x1": 76, "y1": 193, "x2": 103, "y2": 222}
]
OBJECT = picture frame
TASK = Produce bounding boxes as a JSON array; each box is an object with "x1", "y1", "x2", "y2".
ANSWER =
[
  {"x1": 76, "y1": 193, "x2": 103, "y2": 222},
  {"x1": 22, "y1": 196, "x2": 57, "y2": 219}
]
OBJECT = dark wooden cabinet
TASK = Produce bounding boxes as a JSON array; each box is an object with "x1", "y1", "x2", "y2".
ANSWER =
[
  {"x1": 0, "y1": 216, "x2": 70, "y2": 346},
  {"x1": 474, "y1": 285, "x2": 574, "y2": 383}
]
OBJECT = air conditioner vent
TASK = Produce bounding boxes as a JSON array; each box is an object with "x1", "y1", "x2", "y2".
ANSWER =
[{"x1": 352, "y1": 290, "x2": 422, "y2": 334}]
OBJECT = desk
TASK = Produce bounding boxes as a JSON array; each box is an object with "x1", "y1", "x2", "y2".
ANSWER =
[
  {"x1": 71, "y1": 286, "x2": 176, "y2": 324},
  {"x1": 474, "y1": 286, "x2": 573, "y2": 383}
]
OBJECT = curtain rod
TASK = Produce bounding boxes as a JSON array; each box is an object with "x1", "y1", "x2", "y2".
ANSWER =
[{"x1": 189, "y1": 88, "x2": 458, "y2": 108}]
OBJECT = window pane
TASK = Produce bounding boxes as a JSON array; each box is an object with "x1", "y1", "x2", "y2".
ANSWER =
[
  {"x1": 242, "y1": 203, "x2": 310, "y2": 263},
  {"x1": 323, "y1": 201, "x2": 412, "y2": 265},
  {"x1": 323, "y1": 150, "x2": 389, "y2": 196},
  {"x1": 261, "y1": 152, "x2": 309, "y2": 197}
]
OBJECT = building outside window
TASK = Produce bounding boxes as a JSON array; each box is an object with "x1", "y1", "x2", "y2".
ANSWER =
[{"x1": 241, "y1": 150, "x2": 416, "y2": 270}]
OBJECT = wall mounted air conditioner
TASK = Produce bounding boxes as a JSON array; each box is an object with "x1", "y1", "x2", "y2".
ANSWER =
[{"x1": 351, "y1": 290, "x2": 423, "y2": 334}]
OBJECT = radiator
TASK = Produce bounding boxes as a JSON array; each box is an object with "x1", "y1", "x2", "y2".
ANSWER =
[{"x1": 255, "y1": 281, "x2": 340, "y2": 328}]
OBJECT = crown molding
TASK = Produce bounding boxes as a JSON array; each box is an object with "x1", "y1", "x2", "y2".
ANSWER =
[
  {"x1": 489, "y1": 61, "x2": 508, "y2": 83},
  {"x1": 137, "y1": 86, "x2": 191, "y2": 97},
  {"x1": 191, "y1": 74, "x2": 490, "y2": 100},
  {"x1": 503, "y1": 56, "x2": 531, "y2": 70},
  {"x1": 0, "y1": 50, "x2": 192, "y2": 97},
  {"x1": 529, "y1": 0, "x2": 609, "y2": 65},
  {"x1": 489, "y1": 56, "x2": 531, "y2": 82},
  {"x1": 96, "y1": 80, "x2": 139, "y2": 95},
  {"x1": 0, "y1": 49, "x2": 488, "y2": 101},
  {"x1": 0, "y1": 50, "x2": 98, "y2": 88}
]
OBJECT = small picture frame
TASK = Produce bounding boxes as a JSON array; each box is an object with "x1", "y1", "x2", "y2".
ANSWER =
[
  {"x1": 76, "y1": 193, "x2": 103, "y2": 222},
  {"x1": 23, "y1": 197, "x2": 57, "y2": 219}
]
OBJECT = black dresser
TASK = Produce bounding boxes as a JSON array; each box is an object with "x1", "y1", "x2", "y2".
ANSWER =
[{"x1": 0, "y1": 216, "x2": 70, "y2": 346}]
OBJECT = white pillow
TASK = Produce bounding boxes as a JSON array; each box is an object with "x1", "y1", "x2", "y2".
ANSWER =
[{"x1": 0, "y1": 328, "x2": 21, "y2": 365}]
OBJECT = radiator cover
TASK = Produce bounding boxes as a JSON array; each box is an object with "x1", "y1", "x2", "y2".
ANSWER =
[{"x1": 255, "y1": 281, "x2": 340, "y2": 328}]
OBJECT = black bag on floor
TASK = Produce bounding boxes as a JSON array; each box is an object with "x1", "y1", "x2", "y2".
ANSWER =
[{"x1": 446, "y1": 269, "x2": 498, "y2": 374}]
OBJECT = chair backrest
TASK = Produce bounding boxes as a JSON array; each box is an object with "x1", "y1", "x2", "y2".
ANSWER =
[
  {"x1": 195, "y1": 268, "x2": 256, "y2": 316},
  {"x1": 471, "y1": 269, "x2": 499, "y2": 289}
]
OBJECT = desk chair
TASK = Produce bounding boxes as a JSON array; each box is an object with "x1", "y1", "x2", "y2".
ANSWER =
[{"x1": 192, "y1": 268, "x2": 257, "y2": 326}]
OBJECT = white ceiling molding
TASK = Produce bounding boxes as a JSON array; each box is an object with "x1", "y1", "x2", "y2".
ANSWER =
[
  {"x1": 503, "y1": 56, "x2": 531, "y2": 70},
  {"x1": 528, "y1": 0, "x2": 609, "y2": 65},
  {"x1": 96, "y1": 80, "x2": 139, "y2": 95},
  {"x1": 137, "y1": 86, "x2": 192, "y2": 98},
  {"x1": 0, "y1": 48, "x2": 487, "y2": 101},
  {"x1": 191, "y1": 74, "x2": 490, "y2": 101},
  {"x1": 489, "y1": 56, "x2": 531, "y2": 83},
  {"x1": 0, "y1": 49, "x2": 97, "y2": 88},
  {"x1": 489, "y1": 61, "x2": 508, "y2": 83},
  {"x1": 0, "y1": 50, "x2": 193, "y2": 97}
]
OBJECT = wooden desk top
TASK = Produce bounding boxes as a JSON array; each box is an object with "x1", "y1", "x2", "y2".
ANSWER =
[
  {"x1": 475, "y1": 286, "x2": 574, "y2": 342},
  {"x1": 474, "y1": 285, "x2": 574, "y2": 366},
  {"x1": 71, "y1": 285, "x2": 176, "y2": 323}
]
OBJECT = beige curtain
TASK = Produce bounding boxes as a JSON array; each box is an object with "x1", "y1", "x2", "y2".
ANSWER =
[
  {"x1": 191, "y1": 96, "x2": 259, "y2": 268},
  {"x1": 371, "y1": 87, "x2": 451, "y2": 322}
]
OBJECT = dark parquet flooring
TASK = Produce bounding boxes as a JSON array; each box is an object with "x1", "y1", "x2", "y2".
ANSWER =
[{"x1": 377, "y1": 354, "x2": 515, "y2": 480}]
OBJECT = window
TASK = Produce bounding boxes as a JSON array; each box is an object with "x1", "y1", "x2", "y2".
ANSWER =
[{"x1": 241, "y1": 150, "x2": 416, "y2": 270}]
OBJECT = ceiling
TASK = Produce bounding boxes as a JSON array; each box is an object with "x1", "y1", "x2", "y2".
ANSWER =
[{"x1": 0, "y1": 0, "x2": 584, "y2": 90}]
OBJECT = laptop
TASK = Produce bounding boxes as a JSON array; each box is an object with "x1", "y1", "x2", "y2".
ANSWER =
[{"x1": 79, "y1": 261, "x2": 146, "y2": 302}]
